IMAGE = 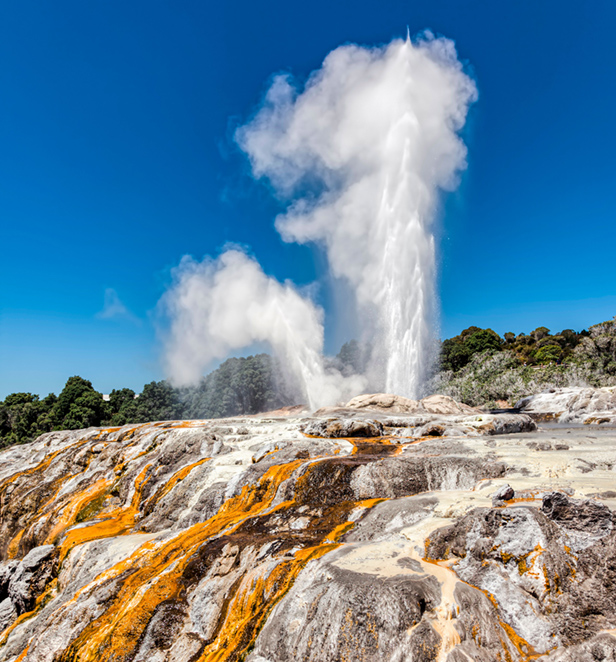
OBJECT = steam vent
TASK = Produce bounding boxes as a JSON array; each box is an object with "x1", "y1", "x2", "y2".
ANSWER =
[{"x1": 1, "y1": 391, "x2": 616, "y2": 661}]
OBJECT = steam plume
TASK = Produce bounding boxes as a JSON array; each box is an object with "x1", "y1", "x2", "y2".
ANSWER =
[
  {"x1": 237, "y1": 34, "x2": 476, "y2": 397},
  {"x1": 161, "y1": 33, "x2": 476, "y2": 405},
  {"x1": 161, "y1": 249, "x2": 365, "y2": 408}
]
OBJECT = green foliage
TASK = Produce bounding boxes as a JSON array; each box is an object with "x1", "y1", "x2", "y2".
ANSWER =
[
  {"x1": 108, "y1": 388, "x2": 139, "y2": 425},
  {"x1": 432, "y1": 316, "x2": 616, "y2": 407},
  {"x1": 531, "y1": 326, "x2": 550, "y2": 341},
  {"x1": 0, "y1": 392, "x2": 56, "y2": 448},
  {"x1": 52, "y1": 376, "x2": 110, "y2": 430},
  {"x1": 134, "y1": 381, "x2": 183, "y2": 422},
  {"x1": 440, "y1": 327, "x2": 502, "y2": 371},
  {"x1": 2, "y1": 317, "x2": 615, "y2": 448},
  {"x1": 439, "y1": 323, "x2": 591, "y2": 372},
  {"x1": 534, "y1": 343, "x2": 563, "y2": 364},
  {"x1": 182, "y1": 354, "x2": 290, "y2": 420},
  {"x1": 573, "y1": 318, "x2": 616, "y2": 376}
]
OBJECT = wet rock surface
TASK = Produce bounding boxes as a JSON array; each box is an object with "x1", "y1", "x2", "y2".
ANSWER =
[{"x1": 0, "y1": 413, "x2": 614, "y2": 661}]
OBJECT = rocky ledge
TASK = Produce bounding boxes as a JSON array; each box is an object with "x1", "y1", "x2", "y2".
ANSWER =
[
  {"x1": 0, "y1": 396, "x2": 615, "y2": 661},
  {"x1": 517, "y1": 386, "x2": 616, "y2": 425}
]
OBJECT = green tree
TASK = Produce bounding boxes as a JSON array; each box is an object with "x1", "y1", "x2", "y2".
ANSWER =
[
  {"x1": 464, "y1": 329, "x2": 503, "y2": 355},
  {"x1": 534, "y1": 344, "x2": 563, "y2": 364},
  {"x1": 135, "y1": 381, "x2": 183, "y2": 422},
  {"x1": 0, "y1": 392, "x2": 56, "y2": 448},
  {"x1": 182, "y1": 355, "x2": 287, "y2": 420},
  {"x1": 531, "y1": 327, "x2": 550, "y2": 341},
  {"x1": 52, "y1": 377, "x2": 109, "y2": 430},
  {"x1": 440, "y1": 328, "x2": 503, "y2": 372},
  {"x1": 107, "y1": 388, "x2": 139, "y2": 425}
]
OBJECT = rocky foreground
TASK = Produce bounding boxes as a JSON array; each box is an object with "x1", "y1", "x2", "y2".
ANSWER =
[{"x1": 0, "y1": 393, "x2": 615, "y2": 661}]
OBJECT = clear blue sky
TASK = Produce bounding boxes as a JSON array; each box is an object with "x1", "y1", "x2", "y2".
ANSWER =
[{"x1": 1, "y1": 0, "x2": 615, "y2": 398}]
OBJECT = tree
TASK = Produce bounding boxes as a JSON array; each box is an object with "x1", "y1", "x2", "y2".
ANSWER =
[
  {"x1": 0, "y1": 392, "x2": 56, "y2": 448},
  {"x1": 440, "y1": 328, "x2": 503, "y2": 372},
  {"x1": 52, "y1": 377, "x2": 109, "y2": 430},
  {"x1": 336, "y1": 340, "x2": 367, "y2": 376},
  {"x1": 134, "y1": 381, "x2": 183, "y2": 422},
  {"x1": 531, "y1": 327, "x2": 550, "y2": 341},
  {"x1": 182, "y1": 355, "x2": 287, "y2": 420},
  {"x1": 534, "y1": 344, "x2": 563, "y2": 364},
  {"x1": 464, "y1": 329, "x2": 503, "y2": 355}
]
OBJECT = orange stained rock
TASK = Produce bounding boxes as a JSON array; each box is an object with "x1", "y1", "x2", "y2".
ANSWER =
[
  {"x1": 95, "y1": 427, "x2": 122, "y2": 438},
  {"x1": 57, "y1": 460, "x2": 304, "y2": 662},
  {"x1": 44, "y1": 478, "x2": 112, "y2": 546},
  {"x1": 13, "y1": 647, "x2": 29, "y2": 662},
  {"x1": 143, "y1": 457, "x2": 210, "y2": 510},
  {"x1": 0, "y1": 438, "x2": 95, "y2": 559},
  {"x1": 324, "y1": 521, "x2": 355, "y2": 543},
  {"x1": 349, "y1": 437, "x2": 400, "y2": 456},
  {"x1": 6, "y1": 529, "x2": 24, "y2": 560},
  {"x1": 196, "y1": 542, "x2": 339, "y2": 662},
  {"x1": 320, "y1": 499, "x2": 384, "y2": 543},
  {"x1": 0, "y1": 443, "x2": 77, "y2": 494},
  {"x1": 58, "y1": 463, "x2": 152, "y2": 561},
  {"x1": 483, "y1": 590, "x2": 544, "y2": 661},
  {"x1": 355, "y1": 497, "x2": 385, "y2": 510}
]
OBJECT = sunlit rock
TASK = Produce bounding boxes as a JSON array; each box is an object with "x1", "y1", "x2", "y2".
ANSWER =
[
  {"x1": 0, "y1": 407, "x2": 614, "y2": 661},
  {"x1": 517, "y1": 386, "x2": 616, "y2": 424}
]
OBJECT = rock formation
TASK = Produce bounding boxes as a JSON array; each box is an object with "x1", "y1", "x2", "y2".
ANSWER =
[
  {"x1": 0, "y1": 395, "x2": 614, "y2": 661},
  {"x1": 517, "y1": 386, "x2": 616, "y2": 424}
]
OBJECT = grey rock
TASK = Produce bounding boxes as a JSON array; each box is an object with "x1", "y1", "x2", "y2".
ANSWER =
[
  {"x1": 492, "y1": 483, "x2": 515, "y2": 506},
  {"x1": 517, "y1": 386, "x2": 616, "y2": 424},
  {"x1": 536, "y1": 633, "x2": 616, "y2": 661},
  {"x1": 427, "y1": 498, "x2": 616, "y2": 653},
  {"x1": 541, "y1": 491, "x2": 613, "y2": 549},
  {"x1": 301, "y1": 417, "x2": 384, "y2": 438},
  {"x1": 8, "y1": 544, "x2": 57, "y2": 614},
  {"x1": 248, "y1": 551, "x2": 442, "y2": 662},
  {"x1": 0, "y1": 597, "x2": 16, "y2": 632},
  {"x1": 0, "y1": 416, "x2": 615, "y2": 661}
]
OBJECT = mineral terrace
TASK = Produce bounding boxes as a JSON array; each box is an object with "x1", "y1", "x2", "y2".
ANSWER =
[{"x1": 0, "y1": 390, "x2": 615, "y2": 661}]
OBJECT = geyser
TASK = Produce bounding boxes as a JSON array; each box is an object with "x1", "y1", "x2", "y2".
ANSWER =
[{"x1": 162, "y1": 33, "x2": 476, "y2": 407}]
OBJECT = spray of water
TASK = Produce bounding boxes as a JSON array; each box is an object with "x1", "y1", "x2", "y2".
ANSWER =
[
  {"x1": 161, "y1": 33, "x2": 476, "y2": 406},
  {"x1": 160, "y1": 249, "x2": 365, "y2": 408},
  {"x1": 237, "y1": 33, "x2": 476, "y2": 397}
]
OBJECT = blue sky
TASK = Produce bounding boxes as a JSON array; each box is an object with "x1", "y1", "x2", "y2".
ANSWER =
[{"x1": 1, "y1": 0, "x2": 615, "y2": 398}]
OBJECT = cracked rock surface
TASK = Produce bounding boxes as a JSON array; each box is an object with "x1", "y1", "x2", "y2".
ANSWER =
[{"x1": 0, "y1": 407, "x2": 614, "y2": 661}]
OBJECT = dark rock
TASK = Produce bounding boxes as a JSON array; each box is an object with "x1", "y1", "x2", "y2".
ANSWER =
[
  {"x1": 418, "y1": 423, "x2": 445, "y2": 437},
  {"x1": 0, "y1": 560, "x2": 19, "y2": 601},
  {"x1": 492, "y1": 483, "x2": 515, "y2": 506},
  {"x1": 541, "y1": 492, "x2": 613, "y2": 539},
  {"x1": 301, "y1": 418, "x2": 384, "y2": 438}
]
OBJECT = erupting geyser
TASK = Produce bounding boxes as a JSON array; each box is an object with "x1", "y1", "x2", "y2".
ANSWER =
[{"x1": 162, "y1": 33, "x2": 477, "y2": 407}]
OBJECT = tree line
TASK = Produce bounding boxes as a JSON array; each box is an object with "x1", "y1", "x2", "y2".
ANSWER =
[
  {"x1": 2, "y1": 317, "x2": 615, "y2": 448},
  {"x1": 0, "y1": 354, "x2": 291, "y2": 449},
  {"x1": 440, "y1": 325, "x2": 589, "y2": 372},
  {"x1": 434, "y1": 317, "x2": 616, "y2": 407}
]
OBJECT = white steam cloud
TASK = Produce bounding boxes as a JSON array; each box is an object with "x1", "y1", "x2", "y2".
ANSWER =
[
  {"x1": 161, "y1": 33, "x2": 476, "y2": 407},
  {"x1": 161, "y1": 249, "x2": 365, "y2": 408}
]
